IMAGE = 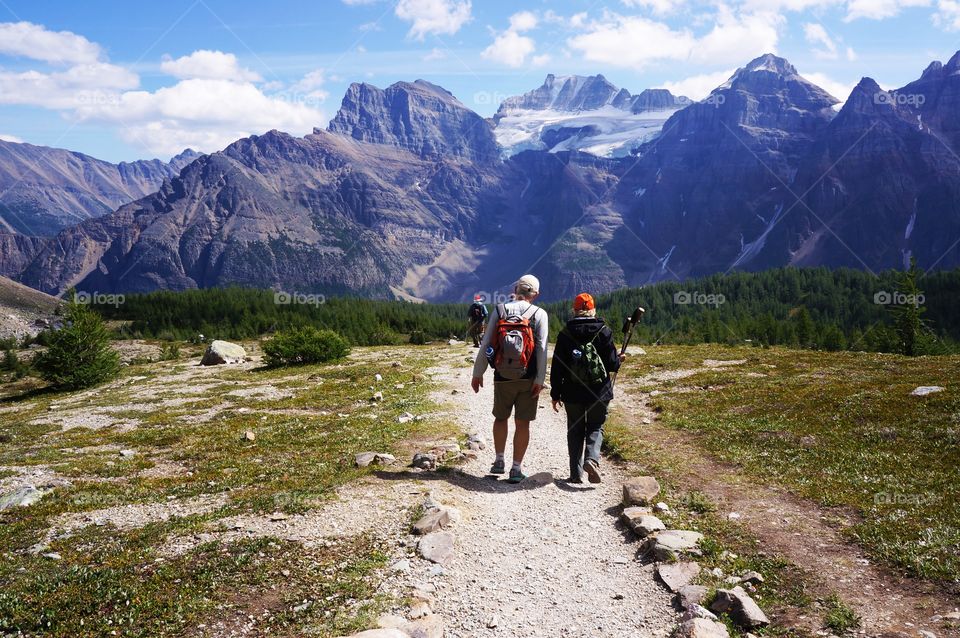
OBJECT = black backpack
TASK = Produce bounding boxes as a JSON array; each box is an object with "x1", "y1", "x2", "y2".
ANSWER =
[{"x1": 469, "y1": 303, "x2": 485, "y2": 320}]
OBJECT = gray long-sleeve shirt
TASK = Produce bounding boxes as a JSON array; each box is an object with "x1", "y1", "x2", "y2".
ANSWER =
[{"x1": 471, "y1": 300, "x2": 549, "y2": 385}]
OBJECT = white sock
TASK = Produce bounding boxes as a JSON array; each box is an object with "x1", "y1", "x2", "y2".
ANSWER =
[
  {"x1": 511, "y1": 461, "x2": 522, "y2": 472},
  {"x1": 495, "y1": 453, "x2": 505, "y2": 463}
]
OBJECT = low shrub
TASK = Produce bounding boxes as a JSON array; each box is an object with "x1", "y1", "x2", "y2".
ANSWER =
[{"x1": 262, "y1": 327, "x2": 350, "y2": 367}]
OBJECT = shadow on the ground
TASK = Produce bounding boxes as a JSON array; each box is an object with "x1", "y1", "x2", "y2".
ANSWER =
[
  {"x1": 0, "y1": 384, "x2": 58, "y2": 403},
  {"x1": 374, "y1": 467, "x2": 559, "y2": 495}
]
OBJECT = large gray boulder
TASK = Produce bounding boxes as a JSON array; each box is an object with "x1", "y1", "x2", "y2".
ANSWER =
[{"x1": 200, "y1": 340, "x2": 247, "y2": 365}]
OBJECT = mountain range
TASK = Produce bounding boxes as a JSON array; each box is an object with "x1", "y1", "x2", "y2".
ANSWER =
[
  {"x1": 2, "y1": 52, "x2": 960, "y2": 302},
  {"x1": 0, "y1": 144, "x2": 200, "y2": 237}
]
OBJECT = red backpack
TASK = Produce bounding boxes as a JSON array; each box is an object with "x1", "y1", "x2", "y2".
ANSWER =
[{"x1": 490, "y1": 303, "x2": 538, "y2": 380}]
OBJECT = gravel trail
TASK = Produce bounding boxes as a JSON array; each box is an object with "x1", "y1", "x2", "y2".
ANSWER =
[{"x1": 425, "y1": 348, "x2": 678, "y2": 638}]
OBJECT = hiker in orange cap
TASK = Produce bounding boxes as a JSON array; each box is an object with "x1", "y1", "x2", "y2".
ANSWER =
[{"x1": 549, "y1": 292, "x2": 624, "y2": 484}]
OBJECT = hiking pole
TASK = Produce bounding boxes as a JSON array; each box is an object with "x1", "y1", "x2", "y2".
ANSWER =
[{"x1": 611, "y1": 307, "x2": 645, "y2": 388}]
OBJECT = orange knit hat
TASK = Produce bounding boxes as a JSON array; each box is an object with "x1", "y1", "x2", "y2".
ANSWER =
[{"x1": 573, "y1": 293, "x2": 595, "y2": 312}]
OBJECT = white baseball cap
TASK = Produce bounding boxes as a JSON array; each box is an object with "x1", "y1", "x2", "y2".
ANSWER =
[{"x1": 515, "y1": 274, "x2": 540, "y2": 295}]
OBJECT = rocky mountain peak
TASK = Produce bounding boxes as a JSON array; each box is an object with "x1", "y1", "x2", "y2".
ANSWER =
[
  {"x1": 170, "y1": 148, "x2": 202, "y2": 166},
  {"x1": 833, "y1": 77, "x2": 919, "y2": 123},
  {"x1": 921, "y1": 60, "x2": 944, "y2": 79},
  {"x1": 742, "y1": 53, "x2": 798, "y2": 76},
  {"x1": 719, "y1": 53, "x2": 838, "y2": 112},
  {"x1": 328, "y1": 79, "x2": 498, "y2": 162},
  {"x1": 947, "y1": 50, "x2": 960, "y2": 72}
]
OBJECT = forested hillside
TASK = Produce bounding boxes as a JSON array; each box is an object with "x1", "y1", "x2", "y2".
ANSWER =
[{"x1": 90, "y1": 267, "x2": 960, "y2": 354}]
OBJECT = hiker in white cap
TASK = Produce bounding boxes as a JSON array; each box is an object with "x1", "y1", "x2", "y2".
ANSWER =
[{"x1": 471, "y1": 275, "x2": 549, "y2": 483}]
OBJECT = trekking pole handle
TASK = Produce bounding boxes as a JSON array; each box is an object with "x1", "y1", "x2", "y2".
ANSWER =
[{"x1": 619, "y1": 307, "x2": 645, "y2": 355}]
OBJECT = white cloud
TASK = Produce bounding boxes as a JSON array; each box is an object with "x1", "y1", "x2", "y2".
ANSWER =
[
  {"x1": 740, "y1": 0, "x2": 840, "y2": 12},
  {"x1": 482, "y1": 30, "x2": 536, "y2": 67},
  {"x1": 621, "y1": 0, "x2": 687, "y2": 16},
  {"x1": 845, "y1": 0, "x2": 931, "y2": 20},
  {"x1": 0, "y1": 62, "x2": 138, "y2": 109},
  {"x1": 804, "y1": 22, "x2": 838, "y2": 58},
  {"x1": 658, "y1": 68, "x2": 735, "y2": 99},
  {"x1": 395, "y1": 0, "x2": 472, "y2": 40},
  {"x1": 0, "y1": 21, "x2": 324, "y2": 159},
  {"x1": 532, "y1": 54, "x2": 551, "y2": 66},
  {"x1": 804, "y1": 71, "x2": 855, "y2": 102},
  {"x1": 481, "y1": 11, "x2": 543, "y2": 68},
  {"x1": 160, "y1": 50, "x2": 262, "y2": 82},
  {"x1": 567, "y1": 15, "x2": 695, "y2": 69},
  {"x1": 0, "y1": 21, "x2": 101, "y2": 65},
  {"x1": 690, "y1": 8, "x2": 782, "y2": 64},
  {"x1": 423, "y1": 47, "x2": 447, "y2": 61},
  {"x1": 934, "y1": 0, "x2": 960, "y2": 27},
  {"x1": 287, "y1": 69, "x2": 329, "y2": 104},
  {"x1": 76, "y1": 78, "x2": 324, "y2": 157},
  {"x1": 0, "y1": 132, "x2": 22, "y2": 143},
  {"x1": 567, "y1": 8, "x2": 779, "y2": 69},
  {"x1": 509, "y1": 11, "x2": 538, "y2": 32}
]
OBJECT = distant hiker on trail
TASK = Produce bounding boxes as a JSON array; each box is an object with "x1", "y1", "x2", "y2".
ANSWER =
[
  {"x1": 471, "y1": 275, "x2": 549, "y2": 484},
  {"x1": 467, "y1": 295, "x2": 488, "y2": 348},
  {"x1": 550, "y1": 293, "x2": 624, "y2": 484}
]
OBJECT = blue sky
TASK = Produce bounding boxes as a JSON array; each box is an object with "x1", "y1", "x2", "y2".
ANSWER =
[{"x1": 0, "y1": 0, "x2": 956, "y2": 162}]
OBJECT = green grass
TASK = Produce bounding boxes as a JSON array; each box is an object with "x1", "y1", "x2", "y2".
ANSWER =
[
  {"x1": 0, "y1": 343, "x2": 459, "y2": 635},
  {"x1": 823, "y1": 594, "x2": 861, "y2": 634},
  {"x1": 611, "y1": 344, "x2": 960, "y2": 583},
  {"x1": 605, "y1": 418, "x2": 812, "y2": 636}
]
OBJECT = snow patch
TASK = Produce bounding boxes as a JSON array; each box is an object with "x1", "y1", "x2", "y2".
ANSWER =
[
  {"x1": 494, "y1": 106, "x2": 680, "y2": 158},
  {"x1": 905, "y1": 210, "x2": 916, "y2": 240},
  {"x1": 732, "y1": 203, "x2": 784, "y2": 268}
]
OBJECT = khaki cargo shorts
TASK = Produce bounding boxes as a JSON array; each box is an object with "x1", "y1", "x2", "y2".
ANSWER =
[{"x1": 492, "y1": 378, "x2": 540, "y2": 421}]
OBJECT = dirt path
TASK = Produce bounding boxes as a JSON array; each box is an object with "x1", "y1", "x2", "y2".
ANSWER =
[
  {"x1": 419, "y1": 348, "x2": 678, "y2": 638},
  {"x1": 614, "y1": 364, "x2": 960, "y2": 637}
]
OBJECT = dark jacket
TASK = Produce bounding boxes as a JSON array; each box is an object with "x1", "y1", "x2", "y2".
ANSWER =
[{"x1": 550, "y1": 316, "x2": 621, "y2": 404}]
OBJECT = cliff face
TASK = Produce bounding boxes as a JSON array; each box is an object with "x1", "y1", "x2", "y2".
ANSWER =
[{"x1": 0, "y1": 142, "x2": 200, "y2": 237}]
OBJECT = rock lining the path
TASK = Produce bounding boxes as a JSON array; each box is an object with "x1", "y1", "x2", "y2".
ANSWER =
[
  {"x1": 657, "y1": 561, "x2": 701, "y2": 592},
  {"x1": 356, "y1": 452, "x2": 397, "y2": 467},
  {"x1": 676, "y1": 617, "x2": 730, "y2": 637},
  {"x1": 417, "y1": 531, "x2": 455, "y2": 565},
  {"x1": 623, "y1": 475, "x2": 661, "y2": 506},
  {"x1": 710, "y1": 586, "x2": 770, "y2": 629},
  {"x1": 641, "y1": 529, "x2": 704, "y2": 561}
]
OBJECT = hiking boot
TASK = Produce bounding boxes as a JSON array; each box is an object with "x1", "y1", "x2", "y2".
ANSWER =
[
  {"x1": 508, "y1": 468, "x2": 526, "y2": 484},
  {"x1": 583, "y1": 459, "x2": 602, "y2": 484},
  {"x1": 490, "y1": 458, "x2": 506, "y2": 475},
  {"x1": 566, "y1": 475, "x2": 584, "y2": 484}
]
